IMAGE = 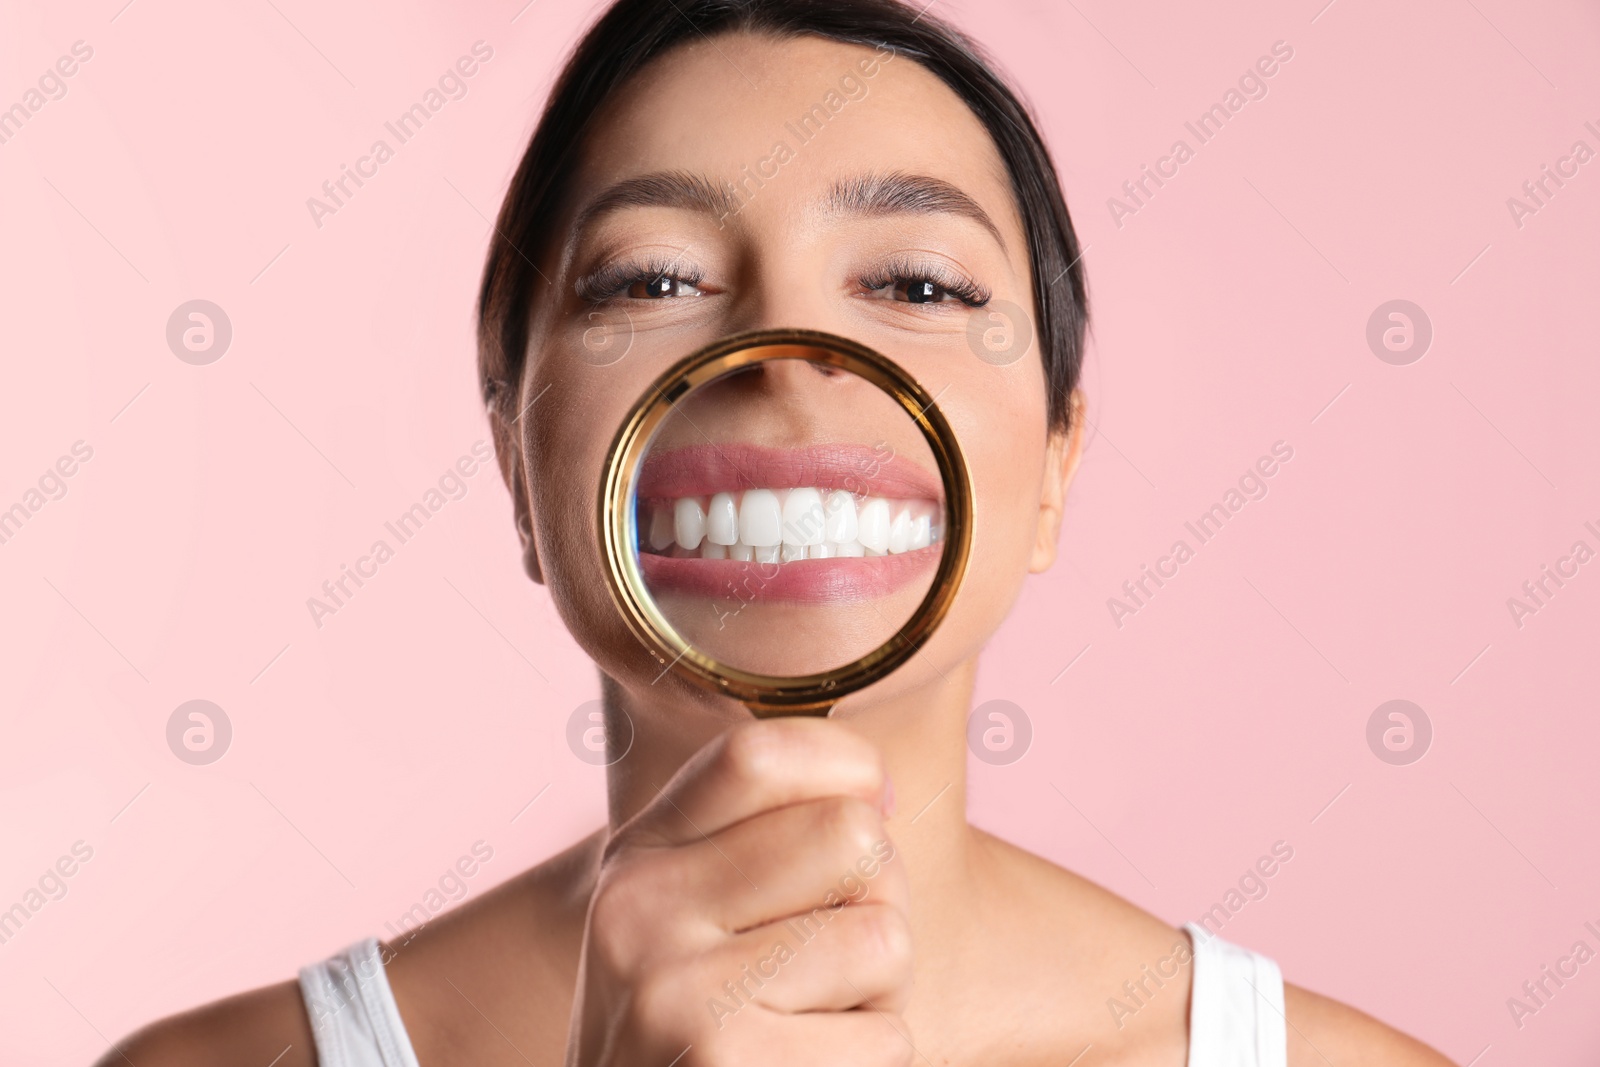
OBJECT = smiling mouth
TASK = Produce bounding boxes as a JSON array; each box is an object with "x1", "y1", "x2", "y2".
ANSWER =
[{"x1": 634, "y1": 443, "x2": 944, "y2": 602}]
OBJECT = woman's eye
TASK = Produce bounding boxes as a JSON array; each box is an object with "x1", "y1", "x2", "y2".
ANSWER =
[
  {"x1": 895, "y1": 278, "x2": 951, "y2": 304},
  {"x1": 861, "y1": 270, "x2": 988, "y2": 307},
  {"x1": 627, "y1": 274, "x2": 702, "y2": 299}
]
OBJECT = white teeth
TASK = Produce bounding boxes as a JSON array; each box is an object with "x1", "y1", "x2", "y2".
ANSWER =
[
  {"x1": 674, "y1": 498, "x2": 706, "y2": 550},
  {"x1": 857, "y1": 498, "x2": 891, "y2": 554},
  {"x1": 909, "y1": 513, "x2": 932, "y2": 551},
  {"x1": 648, "y1": 507, "x2": 675, "y2": 551},
  {"x1": 643, "y1": 489, "x2": 940, "y2": 563},
  {"x1": 888, "y1": 506, "x2": 912, "y2": 554},
  {"x1": 824, "y1": 490, "x2": 858, "y2": 543},
  {"x1": 782, "y1": 488, "x2": 825, "y2": 546},
  {"x1": 707, "y1": 492, "x2": 739, "y2": 546},
  {"x1": 739, "y1": 489, "x2": 782, "y2": 548}
]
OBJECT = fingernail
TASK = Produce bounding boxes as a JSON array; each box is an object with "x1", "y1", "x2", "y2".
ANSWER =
[{"x1": 881, "y1": 775, "x2": 896, "y2": 818}]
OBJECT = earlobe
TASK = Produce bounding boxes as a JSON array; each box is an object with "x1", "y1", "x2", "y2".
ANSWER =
[
  {"x1": 488, "y1": 400, "x2": 545, "y2": 586},
  {"x1": 516, "y1": 507, "x2": 544, "y2": 585},
  {"x1": 1028, "y1": 390, "x2": 1087, "y2": 574}
]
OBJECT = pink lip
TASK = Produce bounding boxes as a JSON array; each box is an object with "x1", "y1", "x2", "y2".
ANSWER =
[
  {"x1": 634, "y1": 443, "x2": 943, "y2": 502},
  {"x1": 639, "y1": 544, "x2": 941, "y2": 604}
]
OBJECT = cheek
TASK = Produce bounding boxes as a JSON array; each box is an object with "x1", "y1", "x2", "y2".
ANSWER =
[
  {"x1": 955, "y1": 353, "x2": 1051, "y2": 547},
  {"x1": 966, "y1": 418, "x2": 1048, "y2": 599},
  {"x1": 917, "y1": 369, "x2": 1051, "y2": 668},
  {"x1": 524, "y1": 354, "x2": 650, "y2": 669}
]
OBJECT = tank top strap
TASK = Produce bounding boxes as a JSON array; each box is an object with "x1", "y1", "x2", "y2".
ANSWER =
[
  {"x1": 298, "y1": 937, "x2": 421, "y2": 1067},
  {"x1": 1183, "y1": 922, "x2": 1288, "y2": 1067}
]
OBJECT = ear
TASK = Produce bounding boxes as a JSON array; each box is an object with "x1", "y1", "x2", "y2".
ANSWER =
[
  {"x1": 1029, "y1": 389, "x2": 1087, "y2": 574},
  {"x1": 488, "y1": 399, "x2": 544, "y2": 585}
]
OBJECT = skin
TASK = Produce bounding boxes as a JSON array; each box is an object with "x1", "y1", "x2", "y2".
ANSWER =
[{"x1": 103, "y1": 33, "x2": 1455, "y2": 1067}]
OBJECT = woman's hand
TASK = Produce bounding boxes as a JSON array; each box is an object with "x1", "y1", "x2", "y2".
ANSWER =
[{"x1": 565, "y1": 717, "x2": 912, "y2": 1067}]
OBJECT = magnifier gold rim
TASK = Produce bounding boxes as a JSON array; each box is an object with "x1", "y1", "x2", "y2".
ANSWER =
[{"x1": 600, "y1": 328, "x2": 973, "y2": 718}]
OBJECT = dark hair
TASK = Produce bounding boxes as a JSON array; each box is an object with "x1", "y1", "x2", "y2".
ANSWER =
[{"x1": 478, "y1": 0, "x2": 1088, "y2": 432}]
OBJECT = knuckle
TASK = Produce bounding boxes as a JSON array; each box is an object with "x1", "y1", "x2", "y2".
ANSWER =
[
  {"x1": 818, "y1": 796, "x2": 881, "y2": 856},
  {"x1": 588, "y1": 864, "x2": 649, "y2": 962},
  {"x1": 588, "y1": 918, "x2": 633, "y2": 973},
  {"x1": 629, "y1": 972, "x2": 688, "y2": 1035},
  {"x1": 866, "y1": 1017, "x2": 914, "y2": 1066},
  {"x1": 718, "y1": 721, "x2": 781, "y2": 783},
  {"x1": 857, "y1": 906, "x2": 912, "y2": 968}
]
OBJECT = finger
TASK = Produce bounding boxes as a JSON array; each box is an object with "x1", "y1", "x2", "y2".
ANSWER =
[
  {"x1": 701, "y1": 902, "x2": 913, "y2": 1016},
  {"x1": 667, "y1": 796, "x2": 905, "y2": 934},
  {"x1": 619, "y1": 718, "x2": 889, "y2": 847}
]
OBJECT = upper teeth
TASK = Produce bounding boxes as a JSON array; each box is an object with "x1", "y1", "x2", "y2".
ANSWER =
[{"x1": 643, "y1": 489, "x2": 941, "y2": 561}]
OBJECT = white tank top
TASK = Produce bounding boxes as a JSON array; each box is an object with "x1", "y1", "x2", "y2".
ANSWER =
[{"x1": 298, "y1": 921, "x2": 1286, "y2": 1066}]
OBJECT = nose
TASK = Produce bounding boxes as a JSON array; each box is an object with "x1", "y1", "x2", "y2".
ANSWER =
[
  {"x1": 701, "y1": 358, "x2": 857, "y2": 436},
  {"x1": 719, "y1": 255, "x2": 852, "y2": 341},
  {"x1": 734, "y1": 356, "x2": 851, "y2": 392}
]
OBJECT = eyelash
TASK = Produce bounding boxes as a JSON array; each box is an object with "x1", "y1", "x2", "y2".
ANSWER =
[
  {"x1": 858, "y1": 256, "x2": 991, "y2": 308},
  {"x1": 574, "y1": 255, "x2": 992, "y2": 308},
  {"x1": 575, "y1": 255, "x2": 705, "y2": 304}
]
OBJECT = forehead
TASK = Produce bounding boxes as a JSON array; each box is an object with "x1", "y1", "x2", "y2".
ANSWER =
[{"x1": 571, "y1": 32, "x2": 1019, "y2": 232}]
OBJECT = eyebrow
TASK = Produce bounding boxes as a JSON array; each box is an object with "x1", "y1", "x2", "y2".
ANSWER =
[
  {"x1": 573, "y1": 169, "x2": 1005, "y2": 249},
  {"x1": 822, "y1": 172, "x2": 1006, "y2": 249},
  {"x1": 572, "y1": 171, "x2": 740, "y2": 234}
]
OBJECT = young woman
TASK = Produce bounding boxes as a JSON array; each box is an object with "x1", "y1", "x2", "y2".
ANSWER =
[{"x1": 108, "y1": 1, "x2": 1454, "y2": 1063}]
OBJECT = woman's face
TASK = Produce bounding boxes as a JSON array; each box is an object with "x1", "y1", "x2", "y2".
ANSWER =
[{"x1": 502, "y1": 32, "x2": 1080, "y2": 714}]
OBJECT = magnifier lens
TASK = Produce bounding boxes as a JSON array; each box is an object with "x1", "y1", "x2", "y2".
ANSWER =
[{"x1": 629, "y1": 356, "x2": 945, "y2": 678}]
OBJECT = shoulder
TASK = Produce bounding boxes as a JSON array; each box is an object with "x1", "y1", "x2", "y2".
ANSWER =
[
  {"x1": 93, "y1": 980, "x2": 314, "y2": 1067},
  {"x1": 380, "y1": 829, "x2": 604, "y2": 1062},
  {"x1": 1284, "y1": 981, "x2": 1456, "y2": 1066},
  {"x1": 972, "y1": 828, "x2": 1193, "y2": 971},
  {"x1": 973, "y1": 830, "x2": 1453, "y2": 1065},
  {"x1": 965, "y1": 831, "x2": 1195, "y2": 1059},
  {"x1": 101, "y1": 829, "x2": 604, "y2": 1067}
]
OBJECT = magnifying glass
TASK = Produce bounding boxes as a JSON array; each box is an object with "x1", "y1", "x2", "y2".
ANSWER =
[{"x1": 600, "y1": 329, "x2": 972, "y2": 718}]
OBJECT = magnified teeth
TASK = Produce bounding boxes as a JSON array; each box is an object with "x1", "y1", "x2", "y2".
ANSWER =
[
  {"x1": 707, "y1": 492, "x2": 739, "y2": 546},
  {"x1": 887, "y1": 506, "x2": 912, "y2": 554},
  {"x1": 640, "y1": 490, "x2": 941, "y2": 563},
  {"x1": 857, "y1": 498, "x2": 891, "y2": 554},
  {"x1": 909, "y1": 513, "x2": 932, "y2": 551},
  {"x1": 739, "y1": 489, "x2": 783, "y2": 548},
  {"x1": 675, "y1": 498, "x2": 706, "y2": 550},
  {"x1": 782, "y1": 488, "x2": 825, "y2": 547},
  {"x1": 824, "y1": 490, "x2": 858, "y2": 543}
]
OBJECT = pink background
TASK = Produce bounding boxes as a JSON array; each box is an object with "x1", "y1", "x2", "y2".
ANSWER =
[{"x1": 2, "y1": 0, "x2": 1598, "y2": 1062}]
